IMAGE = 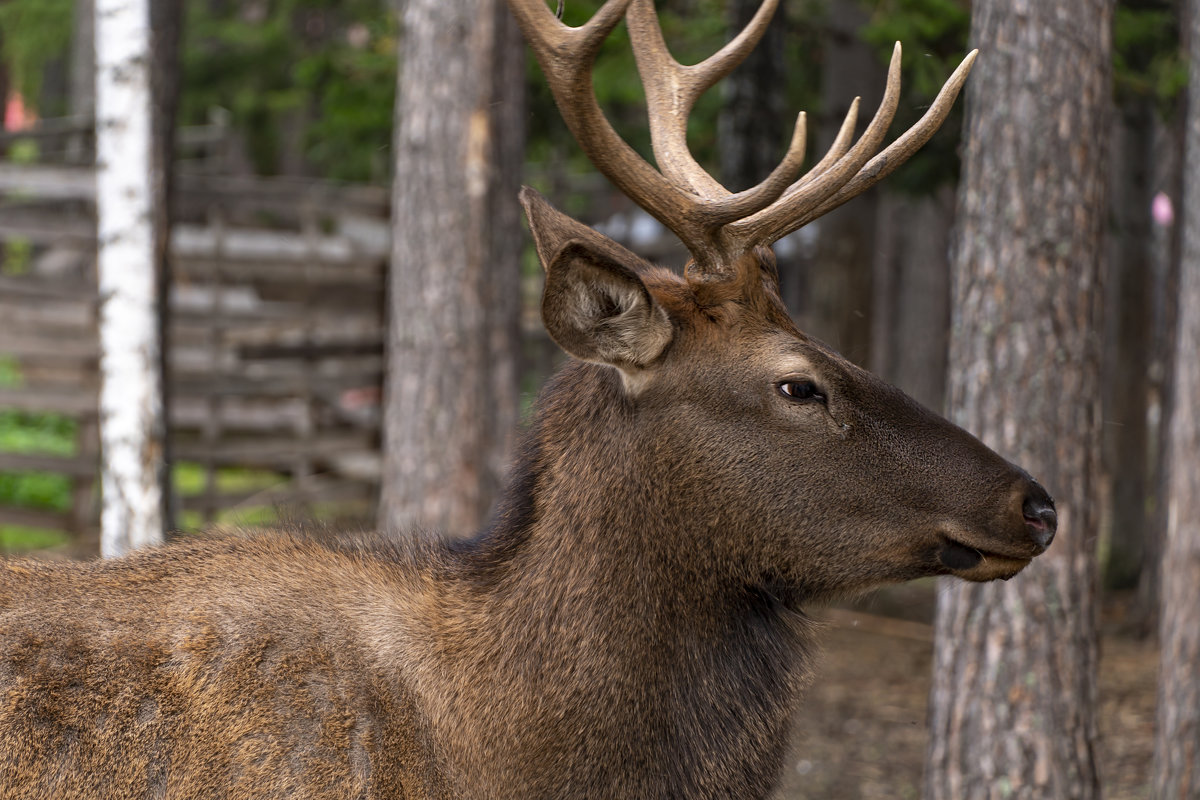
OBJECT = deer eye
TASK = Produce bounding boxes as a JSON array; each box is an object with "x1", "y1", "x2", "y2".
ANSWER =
[{"x1": 778, "y1": 380, "x2": 825, "y2": 403}]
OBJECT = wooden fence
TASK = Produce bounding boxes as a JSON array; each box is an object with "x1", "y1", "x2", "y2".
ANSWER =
[{"x1": 0, "y1": 165, "x2": 391, "y2": 551}]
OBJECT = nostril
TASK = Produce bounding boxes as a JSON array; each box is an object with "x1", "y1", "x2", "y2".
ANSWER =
[{"x1": 1022, "y1": 491, "x2": 1057, "y2": 550}]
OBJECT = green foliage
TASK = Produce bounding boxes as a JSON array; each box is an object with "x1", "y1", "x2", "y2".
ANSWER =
[
  {"x1": 858, "y1": 0, "x2": 970, "y2": 194},
  {"x1": 181, "y1": 0, "x2": 396, "y2": 180},
  {"x1": 0, "y1": 471, "x2": 72, "y2": 512},
  {"x1": 860, "y1": 0, "x2": 969, "y2": 97},
  {"x1": 0, "y1": 0, "x2": 73, "y2": 108},
  {"x1": 0, "y1": 410, "x2": 76, "y2": 457},
  {"x1": 1114, "y1": 2, "x2": 1186, "y2": 115},
  {"x1": 173, "y1": 462, "x2": 285, "y2": 497},
  {"x1": 0, "y1": 410, "x2": 76, "y2": 522},
  {"x1": 0, "y1": 526, "x2": 69, "y2": 553}
]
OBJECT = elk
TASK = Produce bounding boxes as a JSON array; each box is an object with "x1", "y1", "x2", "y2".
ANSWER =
[{"x1": 0, "y1": 1, "x2": 1057, "y2": 798}]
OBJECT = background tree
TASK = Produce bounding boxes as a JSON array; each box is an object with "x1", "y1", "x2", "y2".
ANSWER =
[
  {"x1": 94, "y1": 0, "x2": 166, "y2": 556},
  {"x1": 1152, "y1": 0, "x2": 1200, "y2": 792},
  {"x1": 803, "y1": 0, "x2": 879, "y2": 362},
  {"x1": 860, "y1": 0, "x2": 970, "y2": 410},
  {"x1": 378, "y1": 0, "x2": 525, "y2": 536},
  {"x1": 178, "y1": 0, "x2": 395, "y2": 181},
  {"x1": 924, "y1": 0, "x2": 1111, "y2": 797},
  {"x1": 1103, "y1": 0, "x2": 1187, "y2": 620}
]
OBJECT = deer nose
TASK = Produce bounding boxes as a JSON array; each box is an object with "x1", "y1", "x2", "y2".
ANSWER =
[{"x1": 1021, "y1": 484, "x2": 1057, "y2": 551}]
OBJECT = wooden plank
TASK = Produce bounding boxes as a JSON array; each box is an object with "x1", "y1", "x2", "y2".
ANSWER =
[
  {"x1": 171, "y1": 431, "x2": 377, "y2": 466},
  {"x1": 0, "y1": 452, "x2": 95, "y2": 477},
  {"x1": 0, "y1": 388, "x2": 98, "y2": 416},
  {"x1": 0, "y1": 506, "x2": 73, "y2": 532},
  {"x1": 0, "y1": 115, "x2": 91, "y2": 144},
  {"x1": 0, "y1": 334, "x2": 99, "y2": 361},
  {"x1": 0, "y1": 166, "x2": 390, "y2": 211},
  {"x1": 238, "y1": 341, "x2": 383, "y2": 361},
  {"x1": 0, "y1": 164, "x2": 95, "y2": 200},
  {"x1": 171, "y1": 224, "x2": 389, "y2": 264},
  {"x1": 176, "y1": 477, "x2": 374, "y2": 513},
  {"x1": 0, "y1": 211, "x2": 94, "y2": 246},
  {"x1": 170, "y1": 370, "x2": 383, "y2": 399},
  {"x1": 175, "y1": 173, "x2": 389, "y2": 217},
  {"x1": 0, "y1": 298, "x2": 94, "y2": 328},
  {"x1": 0, "y1": 275, "x2": 97, "y2": 302},
  {"x1": 174, "y1": 257, "x2": 384, "y2": 287}
]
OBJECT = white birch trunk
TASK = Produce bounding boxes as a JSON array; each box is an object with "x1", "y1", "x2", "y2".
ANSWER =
[{"x1": 94, "y1": 0, "x2": 164, "y2": 556}]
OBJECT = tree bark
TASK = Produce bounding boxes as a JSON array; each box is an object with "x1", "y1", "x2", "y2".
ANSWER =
[
  {"x1": 924, "y1": 1, "x2": 1110, "y2": 798},
  {"x1": 1152, "y1": 1, "x2": 1200, "y2": 793},
  {"x1": 1101, "y1": 95, "x2": 1154, "y2": 592},
  {"x1": 151, "y1": 0, "x2": 182, "y2": 535},
  {"x1": 95, "y1": 0, "x2": 166, "y2": 556},
  {"x1": 379, "y1": 0, "x2": 525, "y2": 537}
]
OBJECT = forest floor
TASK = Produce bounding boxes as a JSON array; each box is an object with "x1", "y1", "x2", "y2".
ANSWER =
[{"x1": 776, "y1": 583, "x2": 1157, "y2": 800}]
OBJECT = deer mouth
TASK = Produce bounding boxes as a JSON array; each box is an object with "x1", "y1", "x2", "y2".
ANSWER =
[{"x1": 937, "y1": 537, "x2": 1033, "y2": 582}]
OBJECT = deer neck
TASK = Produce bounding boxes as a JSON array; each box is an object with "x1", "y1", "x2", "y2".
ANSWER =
[{"x1": 414, "y1": 363, "x2": 816, "y2": 798}]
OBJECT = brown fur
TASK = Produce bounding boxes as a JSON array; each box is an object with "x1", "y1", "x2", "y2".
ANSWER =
[{"x1": 0, "y1": 191, "x2": 1053, "y2": 799}]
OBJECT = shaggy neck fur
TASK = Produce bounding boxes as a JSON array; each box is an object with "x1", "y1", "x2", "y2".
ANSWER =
[{"x1": 382, "y1": 363, "x2": 817, "y2": 799}]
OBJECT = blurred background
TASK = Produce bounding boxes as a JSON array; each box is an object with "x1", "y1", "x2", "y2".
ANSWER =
[{"x1": 0, "y1": 0, "x2": 1190, "y2": 797}]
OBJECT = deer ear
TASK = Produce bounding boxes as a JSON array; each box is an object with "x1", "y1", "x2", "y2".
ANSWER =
[
  {"x1": 519, "y1": 186, "x2": 647, "y2": 275},
  {"x1": 542, "y1": 240, "x2": 673, "y2": 373}
]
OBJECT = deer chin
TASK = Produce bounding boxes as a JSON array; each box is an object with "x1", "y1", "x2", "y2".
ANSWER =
[{"x1": 937, "y1": 537, "x2": 1034, "y2": 582}]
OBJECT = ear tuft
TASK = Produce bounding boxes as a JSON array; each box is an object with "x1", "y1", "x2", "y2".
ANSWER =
[{"x1": 542, "y1": 240, "x2": 673, "y2": 374}]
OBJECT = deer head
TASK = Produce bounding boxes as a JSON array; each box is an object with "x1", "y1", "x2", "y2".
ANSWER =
[{"x1": 507, "y1": 0, "x2": 1055, "y2": 596}]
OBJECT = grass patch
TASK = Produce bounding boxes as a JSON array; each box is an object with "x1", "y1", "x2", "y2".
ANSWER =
[
  {"x1": 0, "y1": 471, "x2": 72, "y2": 511},
  {"x1": 0, "y1": 410, "x2": 76, "y2": 456},
  {"x1": 173, "y1": 462, "x2": 286, "y2": 497},
  {"x1": 0, "y1": 525, "x2": 69, "y2": 552}
]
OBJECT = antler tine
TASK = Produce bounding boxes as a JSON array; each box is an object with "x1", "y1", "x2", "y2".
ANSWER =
[
  {"x1": 507, "y1": 0, "x2": 701, "y2": 243},
  {"x1": 787, "y1": 49, "x2": 979, "y2": 229},
  {"x1": 706, "y1": 112, "x2": 807, "y2": 224},
  {"x1": 626, "y1": 0, "x2": 781, "y2": 197},
  {"x1": 730, "y1": 43, "x2": 905, "y2": 246},
  {"x1": 785, "y1": 98, "x2": 859, "y2": 196},
  {"x1": 732, "y1": 46, "x2": 978, "y2": 246}
]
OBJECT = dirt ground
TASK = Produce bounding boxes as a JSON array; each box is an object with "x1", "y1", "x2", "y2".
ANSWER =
[{"x1": 775, "y1": 584, "x2": 1159, "y2": 800}]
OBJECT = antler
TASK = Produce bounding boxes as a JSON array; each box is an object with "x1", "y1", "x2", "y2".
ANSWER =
[{"x1": 508, "y1": 0, "x2": 976, "y2": 282}]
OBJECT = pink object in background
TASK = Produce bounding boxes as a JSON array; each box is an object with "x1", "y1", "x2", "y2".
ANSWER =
[
  {"x1": 4, "y1": 91, "x2": 35, "y2": 131},
  {"x1": 1152, "y1": 191, "x2": 1175, "y2": 228}
]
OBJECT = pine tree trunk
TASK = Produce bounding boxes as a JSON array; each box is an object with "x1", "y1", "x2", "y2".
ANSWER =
[
  {"x1": 1136, "y1": 103, "x2": 1187, "y2": 637},
  {"x1": 95, "y1": 0, "x2": 166, "y2": 556},
  {"x1": 924, "y1": 1, "x2": 1110, "y2": 797},
  {"x1": 151, "y1": 0, "x2": 181, "y2": 535},
  {"x1": 1101, "y1": 95, "x2": 1154, "y2": 592},
  {"x1": 379, "y1": 0, "x2": 525, "y2": 537},
  {"x1": 1152, "y1": 1, "x2": 1200, "y2": 792}
]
